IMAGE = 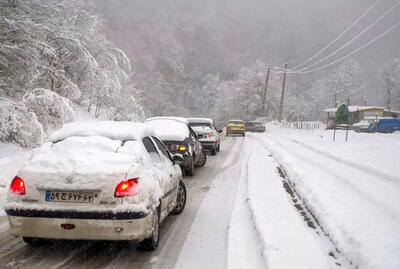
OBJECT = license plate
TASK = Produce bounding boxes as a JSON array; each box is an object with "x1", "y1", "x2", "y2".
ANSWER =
[{"x1": 45, "y1": 191, "x2": 95, "y2": 203}]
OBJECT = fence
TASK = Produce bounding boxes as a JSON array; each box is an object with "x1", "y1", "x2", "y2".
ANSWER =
[{"x1": 281, "y1": 121, "x2": 325, "y2": 130}]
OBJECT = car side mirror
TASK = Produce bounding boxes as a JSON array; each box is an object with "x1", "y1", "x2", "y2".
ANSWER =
[
  {"x1": 172, "y1": 154, "x2": 184, "y2": 165},
  {"x1": 218, "y1": 129, "x2": 223, "y2": 133}
]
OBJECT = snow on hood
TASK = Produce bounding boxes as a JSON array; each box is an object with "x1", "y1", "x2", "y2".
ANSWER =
[
  {"x1": 18, "y1": 136, "x2": 145, "y2": 190},
  {"x1": 50, "y1": 121, "x2": 155, "y2": 142},
  {"x1": 144, "y1": 119, "x2": 189, "y2": 142}
]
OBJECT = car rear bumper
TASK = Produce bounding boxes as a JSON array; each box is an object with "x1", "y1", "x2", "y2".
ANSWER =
[
  {"x1": 227, "y1": 129, "x2": 245, "y2": 134},
  {"x1": 200, "y1": 141, "x2": 217, "y2": 150},
  {"x1": 6, "y1": 209, "x2": 153, "y2": 241}
]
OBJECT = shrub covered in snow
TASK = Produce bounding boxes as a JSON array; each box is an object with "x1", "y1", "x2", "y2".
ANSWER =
[
  {"x1": 0, "y1": 98, "x2": 45, "y2": 147},
  {"x1": 22, "y1": 89, "x2": 77, "y2": 132}
]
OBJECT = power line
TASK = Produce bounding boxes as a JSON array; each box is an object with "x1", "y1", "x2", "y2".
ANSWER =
[
  {"x1": 294, "y1": 0, "x2": 400, "y2": 73},
  {"x1": 289, "y1": 20, "x2": 400, "y2": 74},
  {"x1": 291, "y1": 0, "x2": 381, "y2": 71}
]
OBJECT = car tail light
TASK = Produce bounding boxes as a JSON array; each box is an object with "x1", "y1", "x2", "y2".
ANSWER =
[
  {"x1": 61, "y1": 223, "x2": 76, "y2": 230},
  {"x1": 208, "y1": 132, "x2": 214, "y2": 138},
  {"x1": 114, "y1": 178, "x2": 139, "y2": 198},
  {"x1": 178, "y1": 145, "x2": 187, "y2": 151},
  {"x1": 10, "y1": 176, "x2": 26, "y2": 195},
  {"x1": 171, "y1": 144, "x2": 187, "y2": 152}
]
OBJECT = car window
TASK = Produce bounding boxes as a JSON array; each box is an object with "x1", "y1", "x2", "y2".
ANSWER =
[
  {"x1": 142, "y1": 137, "x2": 163, "y2": 164},
  {"x1": 152, "y1": 137, "x2": 172, "y2": 162},
  {"x1": 188, "y1": 126, "x2": 198, "y2": 140}
]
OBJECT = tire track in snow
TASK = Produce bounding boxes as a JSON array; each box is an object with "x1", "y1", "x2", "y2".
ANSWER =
[
  {"x1": 287, "y1": 137, "x2": 400, "y2": 186},
  {"x1": 259, "y1": 134, "x2": 400, "y2": 220},
  {"x1": 227, "y1": 140, "x2": 267, "y2": 269}
]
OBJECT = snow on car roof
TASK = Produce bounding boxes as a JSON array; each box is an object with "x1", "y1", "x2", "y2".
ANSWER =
[
  {"x1": 50, "y1": 121, "x2": 155, "y2": 142},
  {"x1": 144, "y1": 119, "x2": 189, "y2": 142},
  {"x1": 188, "y1": 118, "x2": 214, "y2": 125},
  {"x1": 146, "y1": 116, "x2": 189, "y2": 124}
]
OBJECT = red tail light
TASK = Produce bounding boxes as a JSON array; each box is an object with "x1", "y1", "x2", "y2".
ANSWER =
[
  {"x1": 10, "y1": 176, "x2": 26, "y2": 195},
  {"x1": 208, "y1": 132, "x2": 214, "y2": 138},
  {"x1": 114, "y1": 178, "x2": 139, "y2": 198}
]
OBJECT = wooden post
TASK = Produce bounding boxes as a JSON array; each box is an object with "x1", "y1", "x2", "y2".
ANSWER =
[{"x1": 278, "y1": 63, "x2": 288, "y2": 122}]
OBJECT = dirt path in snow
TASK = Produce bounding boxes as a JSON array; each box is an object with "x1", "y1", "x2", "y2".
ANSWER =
[{"x1": 0, "y1": 137, "x2": 241, "y2": 269}]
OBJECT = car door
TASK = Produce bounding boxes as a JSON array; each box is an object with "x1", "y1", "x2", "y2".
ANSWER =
[
  {"x1": 142, "y1": 137, "x2": 170, "y2": 219},
  {"x1": 151, "y1": 137, "x2": 181, "y2": 213}
]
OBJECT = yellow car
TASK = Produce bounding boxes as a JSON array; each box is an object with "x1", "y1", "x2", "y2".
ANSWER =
[{"x1": 226, "y1": 119, "x2": 246, "y2": 137}]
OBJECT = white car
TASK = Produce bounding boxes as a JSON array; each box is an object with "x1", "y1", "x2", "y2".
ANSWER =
[
  {"x1": 4, "y1": 121, "x2": 186, "y2": 251},
  {"x1": 188, "y1": 118, "x2": 222, "y2": 155}
]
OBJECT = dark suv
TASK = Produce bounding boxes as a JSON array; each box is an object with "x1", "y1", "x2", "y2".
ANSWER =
[{"x1": 144, "y1": 117, "x2": 206, "y2": 176}]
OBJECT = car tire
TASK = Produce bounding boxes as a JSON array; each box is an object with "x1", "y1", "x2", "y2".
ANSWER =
[
  {"x1": 210, "y1": 146, "x2": 217, "y2": 156},
  {"x1": 386, "y1": 127, "x2": 395, "y2": 133},
  {"x1": 242, "y1": 133, "x2": 245, "y2": 137},
  {"x1": 226, "y1": 131, "x2": 229, "y2": 137},
  {"x1": 217, "y1": 142, "x2": 220, "y2": 152},
  {"x1": 137, "y1": 205, "x2": 160, "y2": 251},
  {"x1": 195, "y1": 152, "x2": 207, "y2": 167},
  {"x1": 23, "y1": 237, "x2": 49, "y2": 246},
  {"x1": 171, "y1": 181, "x2": 187, "y2": 215},
  {"x1": 184, "y1": 157, "x2": 195, "y2": 176}
]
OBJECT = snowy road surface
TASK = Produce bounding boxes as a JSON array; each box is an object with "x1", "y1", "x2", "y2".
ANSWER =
[
  {"x1": 0, "y1": 129, "x2": 399, "y2": 269},
  {"x1": 0, "y1": 137, "x2": 248, "y2": 269}
]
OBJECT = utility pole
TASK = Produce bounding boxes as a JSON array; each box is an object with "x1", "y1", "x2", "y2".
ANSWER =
[
  {"x1": 261, "y1": 64, "x2": 271, "y2": 117},
  {"x1": 278, "y1": 63, "x2": 288, "y2": 122}
]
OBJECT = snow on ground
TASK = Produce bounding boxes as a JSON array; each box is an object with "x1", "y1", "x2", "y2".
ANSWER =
[
  {"x1": 228, "y1": 137, "x2": 338, "y2": 269},
  {"x1": 254, "y1": 124, "x2": 400, "y2": 269},
  {"x1": 0, "y1": 143, "x2": 32, "y2": 215},
  {"x1": 175, "y1": 139, "x2": 246, "y2": 269}
]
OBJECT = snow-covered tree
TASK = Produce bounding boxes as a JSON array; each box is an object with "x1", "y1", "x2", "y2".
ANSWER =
[
  {"x1": 0, "y1": 98, "x2": 45, "y2": 147},
  {"x1": 380, "y1": 59, "x2": 400, "y2": 111},
  {"x1": 308, "y1": 59, "x2": 366, "y2": 114},
  {"x1": 0, "y1": 0, "x2": 144, "y2": 146}
]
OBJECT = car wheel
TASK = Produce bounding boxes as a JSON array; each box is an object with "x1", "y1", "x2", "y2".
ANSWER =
[
  {"x1": 137, "y1": 205, "x2": 160, "y2": 251},
  {"x1": 171, "y1": 181, "x2": 187, "y2": 215},
  {"x1": 386, "y1": 127, "x2": 395, "y2": 133},
  {"x1": 184, "y1": 157, "x2": 195, "y2": 176},
  {"x1": 242, "y1": 132, "x2": 246, "y2": 137},
  {"x1": 217, "y1": 142, "x2": 220, "y2": 152},
  {"x1": 195, "y1": 152, "x2": 207, "y2": 167},
  {"x1": 210, "y1": 145, "x2": 217, "y2": 156},
  {"x1": 23, "y1": 237, "x2": 50, "y2": 246},
  {"x1": 226, "y1": 131, "x2": 229, "y2": 137}
]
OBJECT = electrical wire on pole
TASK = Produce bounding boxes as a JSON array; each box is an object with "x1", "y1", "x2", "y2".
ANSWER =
[
  {"x1": 288, "y1": 20, "x2": 400, "y2": 74},
  {"x1": 293, "y1": 0, "x2": 400, "y2": 73},
  {"x1": 290, "y1": 0, "x2": 381, "y2": 72}
]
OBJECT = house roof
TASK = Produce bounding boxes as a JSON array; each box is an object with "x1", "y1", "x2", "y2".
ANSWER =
[{"x1": 324, "y1": 106, "x2": 384, "y2": 113}]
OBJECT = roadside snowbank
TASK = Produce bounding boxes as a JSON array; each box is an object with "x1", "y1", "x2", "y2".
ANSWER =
[{"x1": 256, "y1": 125, "x2": 400, "y2": 269}]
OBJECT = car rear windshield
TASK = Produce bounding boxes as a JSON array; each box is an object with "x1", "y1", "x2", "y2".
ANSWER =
[
  {"x1": 189, "y1": 122, "x2": 212, "y2": 127},
  {"x1": 228, "y1": 120, "x2": 243, "y2": 124}
]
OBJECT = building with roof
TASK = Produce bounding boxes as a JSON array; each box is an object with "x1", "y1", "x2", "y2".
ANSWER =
[{"x1": 324, "y1": 106, "x2": 400, "y2": 129}]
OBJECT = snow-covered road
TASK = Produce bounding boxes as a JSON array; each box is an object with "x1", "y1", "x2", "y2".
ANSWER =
[
  {"x1": 0, "y1": 128, "x2": 399, "y2": 269},
  {"x1": 0, "y1": 137, "x2": 247, "y2": 269}
]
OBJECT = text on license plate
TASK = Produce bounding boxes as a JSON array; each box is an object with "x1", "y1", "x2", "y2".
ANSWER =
[{"x1": 45, "y1": 191, "x2": 95, "y2": 203}]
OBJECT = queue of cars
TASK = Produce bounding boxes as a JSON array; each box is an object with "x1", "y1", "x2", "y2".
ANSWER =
[
  {"x1": 4, "y1": 116, "x2": 265, "y2": 250},
  {"x1": 4, "y1": 116, "x2": 247, "y2": 251}
]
